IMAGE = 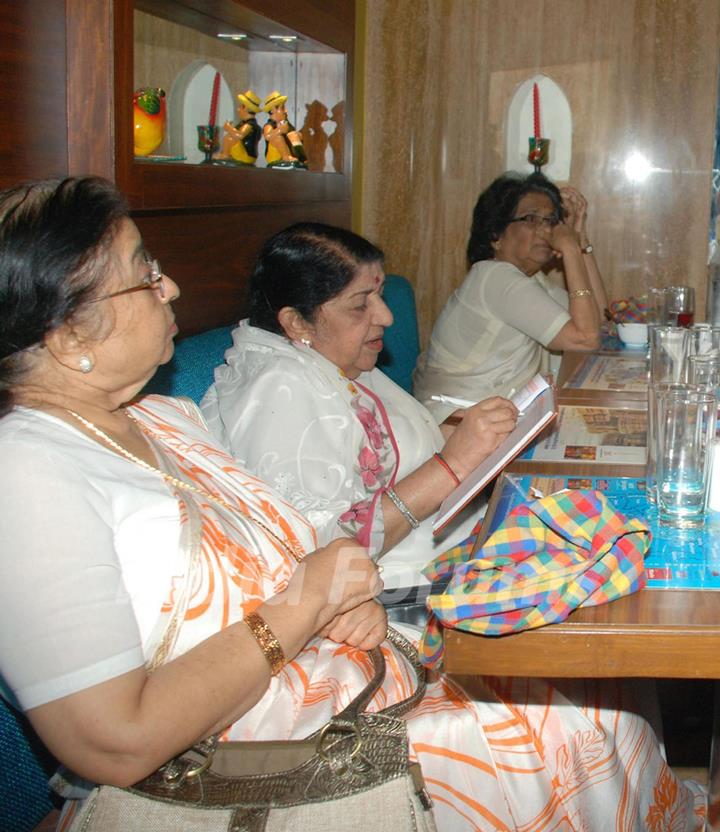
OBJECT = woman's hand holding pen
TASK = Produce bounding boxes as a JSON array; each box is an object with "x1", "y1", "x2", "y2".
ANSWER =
[{"x1": 440, "y1": 396, "x2": 518, "y2": 481}]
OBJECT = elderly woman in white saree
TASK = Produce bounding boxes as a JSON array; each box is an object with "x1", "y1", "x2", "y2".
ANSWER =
[
  {"x1": 201, "y1": 224, "x2": 520, "y2": 590},
  {"x1": 0, "y1": 184, "x2": 704, "y2": 832}
]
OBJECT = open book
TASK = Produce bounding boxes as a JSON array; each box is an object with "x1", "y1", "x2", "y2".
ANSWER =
[{"x1": 432, "y1": 374, "x2": 557, "y2": 534}]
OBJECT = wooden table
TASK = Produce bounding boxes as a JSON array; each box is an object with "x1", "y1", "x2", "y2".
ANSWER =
[
  {"x1": 442, "y1": 351, "x2": 720, "y2": 827},
  {"x1": 443, "y1": 463, "x2": 720, "y2": 680}
]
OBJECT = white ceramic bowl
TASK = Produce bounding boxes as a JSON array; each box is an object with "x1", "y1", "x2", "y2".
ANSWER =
[{"x1": 616, "y1": 322, "x2": 648, "y2": 348}]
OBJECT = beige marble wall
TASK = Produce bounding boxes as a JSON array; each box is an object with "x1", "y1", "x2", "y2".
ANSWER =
[{"x1": 358, "y1": 0, "x2": 720, "y2": 342}]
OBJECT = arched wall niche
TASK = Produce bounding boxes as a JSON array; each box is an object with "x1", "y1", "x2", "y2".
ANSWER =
[{"x1": 505, "y1": 74, "x2": 572, "y2": 182}]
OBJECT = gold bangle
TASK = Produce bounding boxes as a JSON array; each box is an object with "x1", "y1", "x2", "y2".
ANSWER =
[
  {"x1": 568, "y1": 288, "x2": 593, "y2": 299},
  {"x1": 244, "y1": 611, "x2": 286, "y2": 675}
]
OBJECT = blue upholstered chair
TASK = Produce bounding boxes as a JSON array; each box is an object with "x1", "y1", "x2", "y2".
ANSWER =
[
  {"x1": 0, "y1": 698, "x2": 57, "y2": 831},
  {"x1": 143, "y1": 325, "x2": 234, "y2": 403},
  {"x1": 376, "y1": 273, "x2": 420, "y2": 393},
  {"x1": 142, "y1": 273, "x2": 420, "y2": 403}
]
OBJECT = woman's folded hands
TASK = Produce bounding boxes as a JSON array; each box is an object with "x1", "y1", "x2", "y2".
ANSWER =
[
  {"x1": 318, "y1": 599, "x2": 388, "y2": 650},
  {"x1": 277, "y1": 537, "x2": 384, "y2": 637}
]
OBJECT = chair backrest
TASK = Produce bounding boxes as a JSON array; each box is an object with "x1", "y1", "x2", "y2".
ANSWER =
[
  {"x1": 376, "y1": 273, "x2": 420, "y2": 393},
  {"x1": 0, "y1": 698, "x2": 56, "y2": 831},
  {"x1": 142, "y1": 325, "x2": 234, "y2": 403}
]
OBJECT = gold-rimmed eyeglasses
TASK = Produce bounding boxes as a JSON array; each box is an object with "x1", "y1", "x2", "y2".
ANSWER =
[
  {"x1": 91, "y1": 258, "x2": 165, "y2": 302},
  {"x1": 507, "y1": 213, "x2": 560, "y2": 229}
]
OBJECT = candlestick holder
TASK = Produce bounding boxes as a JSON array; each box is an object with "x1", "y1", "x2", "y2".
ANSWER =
[
  {"x1": 196, "y1": 125, "x2": 220, "y2": 164},
  {"x1": 528, "y1": 137, "x2": 550, "y2": 172}
]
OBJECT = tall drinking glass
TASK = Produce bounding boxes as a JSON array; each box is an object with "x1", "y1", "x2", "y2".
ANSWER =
[
  {"x1": 646, "y1": 286, "x2": 667, "y2": 363},
  {"x1": 664, "y1": 285, "x2": 695, "y2": 328},
  {"x1": 646, "y1": 286, "x2": 667, "y2": 326},
  {"x1": 689, "y1": 324, "x2": 720, "y2": 357},
  {"x1": 649, "y1": 325, "x2": 690, "y2": 383},
  {"x1": 687, "y1": 353, "x2": 720, "y2": 391},
  {"x1": 646, "y1": 382, "x2": 698, "y2": 504},
  {"x1": 655, "y1": 388, "x2": 716, "y2": 528}
]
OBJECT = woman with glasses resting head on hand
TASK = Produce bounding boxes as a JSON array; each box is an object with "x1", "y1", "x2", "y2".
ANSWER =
[
  {"x1": 0, "y1": 179, "x2": 703, "y2": 831},
  {"x1": 414, "y1": 171, "x2": 608, "y2": 423},
  {"x1": 201, "y1": 222, "x2": 519, "y2": 591}
]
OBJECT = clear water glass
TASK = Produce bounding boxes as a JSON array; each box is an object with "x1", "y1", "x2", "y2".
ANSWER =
[
  {"x1": 689, "y1": 324, "x2": 720, "y2": 357},
  {"x1": 663, "y1": 285, "x2": 695, "y2": 328},
  {"x1": 646, "y1": 286, "x2": 667, "y2": 326},
  {"x1": 687, "y1": 353, "x2": 720, "y2": 390},
  {"x1": 646, "y1": 382, "x2": 698, "y2": 505},
  {"x1": 649, "y1": 325, "x2": 690, "y2": 383},
  {"x1": 655, "y1": 388, "x2": 716, "y2": 528}
]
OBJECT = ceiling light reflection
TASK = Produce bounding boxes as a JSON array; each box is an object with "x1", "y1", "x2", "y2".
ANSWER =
[{"x1": 624, "y1": 152, "x2": 654, "y2": 183}]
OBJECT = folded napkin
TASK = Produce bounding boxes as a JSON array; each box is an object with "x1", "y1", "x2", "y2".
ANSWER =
[{"x1": 419, "y1": 489, "x2": 650, "y2": 667}]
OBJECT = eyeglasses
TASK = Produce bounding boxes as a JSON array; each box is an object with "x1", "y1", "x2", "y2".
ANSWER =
[
  {"x1": 91, "y1": 258, "x2": 166, "y2": 303},
  {"x1": 507, "y1": 213, "x2": 561, "y2": 229}
]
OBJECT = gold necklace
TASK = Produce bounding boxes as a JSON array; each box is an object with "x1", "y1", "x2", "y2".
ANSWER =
[{"x1": 63, "y1": 408, "x2": 304, "y2": 564}]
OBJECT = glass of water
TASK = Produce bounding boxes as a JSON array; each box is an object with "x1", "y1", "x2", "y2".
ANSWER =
[{"x1": 655, "y1": 387, "x2": 716, "y2": 528}]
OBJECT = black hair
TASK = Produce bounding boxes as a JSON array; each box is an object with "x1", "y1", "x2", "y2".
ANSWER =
[
  {"x1": 0, "y1": 176, "x2": 128, "y2": 415},
  {"x1": 249, "y1": 222, "x2": 384, "y2": 334},
  {"x1": 466, "y1": 171, "x2": 563, "y2": 265}
]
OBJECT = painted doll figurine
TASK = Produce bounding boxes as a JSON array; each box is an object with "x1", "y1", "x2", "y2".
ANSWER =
[
  {"x1": 213, "y1": 89, "x2": 262, "y2": 165},
  {"x1": 261, "y1": 91, "x2": 307, "y2": 169}
]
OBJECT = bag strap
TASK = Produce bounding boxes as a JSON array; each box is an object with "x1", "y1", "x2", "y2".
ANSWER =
[
  {"x1": 155, "y1": 626, "x2": 427, "y2": 784},
  {"x1": 331, "y1": 625, "x2": 426, "y2": 724}
]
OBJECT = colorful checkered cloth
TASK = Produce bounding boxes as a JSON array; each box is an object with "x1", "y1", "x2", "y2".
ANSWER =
[{"x1": 419, "y1": 489, "x2": 650, "y2": 667}]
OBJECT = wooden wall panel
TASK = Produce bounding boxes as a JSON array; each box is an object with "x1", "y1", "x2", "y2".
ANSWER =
[
  {"x1": 66, "y1": 0, "x2": 115, "y2": 179},
  {"x1": 0, "y1": 0, "x2": 69, "y2": 186},
  {"x1": 135, "y1": 200, "x2": 352, "y2": 336},
  {"x1": 360, "y1": 0, "x2": 720, "y2": 343}
]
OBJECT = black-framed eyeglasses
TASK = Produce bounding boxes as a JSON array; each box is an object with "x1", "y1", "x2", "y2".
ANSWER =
[
  {"x1": 91, "y1": 258, "x2": 165, "y2": 303},
  {"x1": 507, "y1": 213, "x2": 560, "y2": 229}
]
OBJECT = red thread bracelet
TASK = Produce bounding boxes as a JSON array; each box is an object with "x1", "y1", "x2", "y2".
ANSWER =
[{"x1": 434, "y1": 452, "x2": 460, "y2": 487}]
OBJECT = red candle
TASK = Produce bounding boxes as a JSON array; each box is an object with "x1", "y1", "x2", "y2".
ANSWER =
[
  {"x1": 208, "y1": 71, "x2": 221, "y2": 128},
  {"x1": 533, "y1": 82, "x2": 540, "y2": 141}
]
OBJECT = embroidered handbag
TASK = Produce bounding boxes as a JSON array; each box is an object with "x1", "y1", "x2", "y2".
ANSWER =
[
  {"x1": 420, "y1": 489, "x2": 650, "y2": 666},
  {"x1": 68, "y1": 627, "x2": 437, "y2": 832}
]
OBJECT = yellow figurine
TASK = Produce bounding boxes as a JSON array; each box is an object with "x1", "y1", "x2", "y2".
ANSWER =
[
  {"x1": 261, "y1": 91, "x2": 307, "y2": 170},
  {"x1": 133, "y1": 88, "x2": 166, "y2": 157},
  {"x1": 212, "y1": 90, "x2": 262, "y2": 166}
]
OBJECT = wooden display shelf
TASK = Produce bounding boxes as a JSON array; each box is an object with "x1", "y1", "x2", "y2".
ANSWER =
[{"x1": 113, "y1": 0, "x2": 353, "y2": 212}]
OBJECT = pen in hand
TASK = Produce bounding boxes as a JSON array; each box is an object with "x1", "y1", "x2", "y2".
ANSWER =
[{"x1": 430, "y1": 393, "x2": 478, "y2": 408}]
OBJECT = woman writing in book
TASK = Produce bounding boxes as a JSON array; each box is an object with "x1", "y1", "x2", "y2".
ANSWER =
[
  {"x1": 414, "y1": 172, "x2": 608, "y2": 423},
  {"x1": 201, "y1": 223, "x2": 518, "y2": 590}
]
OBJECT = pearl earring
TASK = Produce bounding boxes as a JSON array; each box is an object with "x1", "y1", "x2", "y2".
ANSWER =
[
  {"x1": 300, "y1": 338, "x2": 312, "y2": 347},
  {"x1": 78, "y1": 355, "x2": 94, "y2": 373}
]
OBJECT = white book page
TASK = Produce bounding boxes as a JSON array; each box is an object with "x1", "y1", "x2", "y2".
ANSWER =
[{"x1": 432, "y1": 381, "x2": 556, "y2": 534}]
